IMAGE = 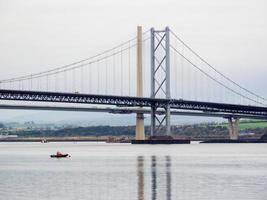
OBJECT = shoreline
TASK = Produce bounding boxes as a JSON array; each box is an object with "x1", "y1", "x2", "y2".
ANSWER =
[{"x1": 0, "y1": 137, "x2": 107, "y2": 142}]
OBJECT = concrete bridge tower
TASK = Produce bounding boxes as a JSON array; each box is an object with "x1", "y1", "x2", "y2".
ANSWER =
[{"x1": 135, "y1": 26, "x2": 145, "y2": 140}]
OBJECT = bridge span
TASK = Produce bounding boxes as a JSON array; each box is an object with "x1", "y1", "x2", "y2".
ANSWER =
[
  {"x1": 0, "y1": 89, "x2": 267, "y2": 140},
  {"x1": 0, "y1": 89, "x2": 267, "y2": 117}
]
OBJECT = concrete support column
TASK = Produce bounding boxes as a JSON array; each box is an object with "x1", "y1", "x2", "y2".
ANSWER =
[
  {"x1": 136, "y1": 113, "x2": 145, "y2": 140},
  {"x1": 228, "y1": 117, "x2": 240, "y2": 140},
  {"x1": 135, "y1": 26, "x2": 145, "y2": 140}
]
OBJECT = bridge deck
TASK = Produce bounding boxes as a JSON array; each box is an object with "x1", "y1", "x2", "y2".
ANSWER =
[{"x1": 0, "y1": 89, "x2": 267, "y2": 117}]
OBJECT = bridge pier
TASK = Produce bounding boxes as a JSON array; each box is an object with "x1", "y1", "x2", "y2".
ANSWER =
[{"x1": 228, "y1": 117, "x2": 240, "y2": 140}]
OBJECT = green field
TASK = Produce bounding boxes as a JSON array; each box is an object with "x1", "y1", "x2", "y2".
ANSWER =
[
  {"x1": 239, "y1": 122, "x2": 267, "y2": 130},
  {"x1": 213, "y1": 120, "x2": 267, "y2": 130}
]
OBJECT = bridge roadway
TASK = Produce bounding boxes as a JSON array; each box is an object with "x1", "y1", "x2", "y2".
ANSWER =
[{"x1": 0, "y1": 89, "x2": 267, "y2": 118}]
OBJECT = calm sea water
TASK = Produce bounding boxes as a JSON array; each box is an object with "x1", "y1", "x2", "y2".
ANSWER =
[{"x1": 0, "y1": 142, "x2": 266, "y2": 200}]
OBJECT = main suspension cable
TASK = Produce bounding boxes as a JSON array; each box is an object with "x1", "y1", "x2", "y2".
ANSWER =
[
  {"x1": 170, "y1": 45, "x2": 266, "y2": 106},
  {"x1": 170, "y1": 29, "x2": 267, "y2": 102}
]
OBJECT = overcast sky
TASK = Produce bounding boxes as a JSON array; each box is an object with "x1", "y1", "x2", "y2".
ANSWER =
[{"x1": 0, "y1": 0, "x2": 266, "y2": 122}]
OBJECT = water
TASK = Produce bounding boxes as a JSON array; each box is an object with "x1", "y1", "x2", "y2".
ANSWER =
[{"x1": 0, "y1": 142, "x2": 267, "y2": 200}]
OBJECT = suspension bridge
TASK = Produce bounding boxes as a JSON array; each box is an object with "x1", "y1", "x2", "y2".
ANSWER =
[{"x1": 0, "y1": 26, "x2": 267, "y2": 140}]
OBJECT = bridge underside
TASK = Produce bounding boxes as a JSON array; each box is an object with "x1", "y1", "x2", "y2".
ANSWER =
[{"x1": 0, "y1": 104, "x2": 266, "y2": 120}]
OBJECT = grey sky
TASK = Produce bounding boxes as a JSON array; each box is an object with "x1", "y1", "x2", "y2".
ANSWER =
[{"x1": 0, "y1": 0, "x2": 266, "y2": 122}]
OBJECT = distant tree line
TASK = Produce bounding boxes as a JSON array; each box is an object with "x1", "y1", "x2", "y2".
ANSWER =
[{"x1": 14, "y1": 124, "x2": 267, "y2": 139}]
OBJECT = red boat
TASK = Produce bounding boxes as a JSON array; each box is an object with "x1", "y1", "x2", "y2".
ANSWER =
[{"x1": 50, "y1": 151, "x2": 70, "y2": 158}]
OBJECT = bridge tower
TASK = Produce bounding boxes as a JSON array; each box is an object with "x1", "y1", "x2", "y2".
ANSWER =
[
  {"x1": 150, "y1": 27, "x2": 171, "y2": 136},
  {"x1": 135, "y1": 26, "x2": 145, "y2": 140}
]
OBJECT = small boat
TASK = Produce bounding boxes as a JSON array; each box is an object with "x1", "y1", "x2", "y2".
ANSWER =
[{"x1": 50, "y1": 151, "x2": 70, "y2": 158}]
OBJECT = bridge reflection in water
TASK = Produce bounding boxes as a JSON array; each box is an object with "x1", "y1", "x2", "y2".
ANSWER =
[
  {"x1": 137, "y1": 156, "x2": 145, "y2": 200},
  {"x1": 137, "y1": 156, "x2": 172, "y2": 200}
]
